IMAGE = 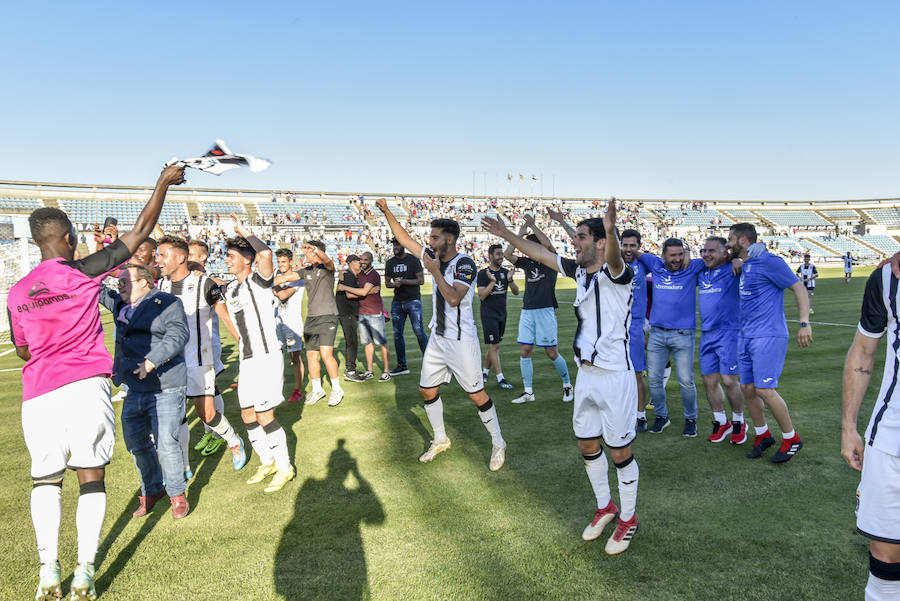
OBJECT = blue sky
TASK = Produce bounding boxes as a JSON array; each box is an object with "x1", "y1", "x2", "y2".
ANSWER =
[{"x1": 1, "y1": 1, "x2": 897, "y2": 200}]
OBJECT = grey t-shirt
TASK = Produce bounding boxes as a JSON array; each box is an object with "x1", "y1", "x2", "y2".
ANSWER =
[{"x1": 299, "y1": 264, "x2": 338, "y2": 317}]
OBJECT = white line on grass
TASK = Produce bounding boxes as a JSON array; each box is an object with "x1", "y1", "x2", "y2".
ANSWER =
[
  {"x1": 0, "y1": 348, "x2": 15, "y2": 358},
  {"x1": 0, "y1": 367, "x2": 22, "y2": 373},
  {"x1": 787, "y1": 319, "x2": 857, "y2": 328}
]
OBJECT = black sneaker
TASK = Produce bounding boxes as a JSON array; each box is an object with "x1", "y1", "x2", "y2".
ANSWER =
[
  {"x1": 648, "y1": 416, "x2": 670, "y2": 434},
  {"x1": 390, "y1": 365, "x2": 411, "y2": 376},
  {"x1": 746, "y1": 434, "x2": 776, "y2": 459},
  {"x1": 771, "y1": 437, "x2": 803, "y2": 463},
  {"x1": 343, "y1": 371, "x2": 365, "y2": 383},
  {"x1": 635, "y1": 418, "x2": 648, "y2": 432},
  {"x1": 498, "y1": 379, "x2": 513, "y2": 390},
  {"x1": 682, "y1": 419, "x2": 697, "y2": 437}
]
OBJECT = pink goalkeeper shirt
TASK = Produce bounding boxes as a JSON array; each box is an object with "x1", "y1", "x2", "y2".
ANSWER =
[{"x1": 7, "y1": 240, "x2": 131, "y2": 401}]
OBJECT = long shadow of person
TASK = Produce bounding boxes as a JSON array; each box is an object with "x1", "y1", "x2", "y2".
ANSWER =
[{"x1": 275, "y1": 439, "x2": 385, "y2": 601}]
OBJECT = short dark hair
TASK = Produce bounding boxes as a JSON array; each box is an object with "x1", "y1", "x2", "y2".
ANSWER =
[
  {"x1": 225, "y1": 237, "x2": 255, "y2": 261},
  {"x1": 121, "y1": 263, "x2": 156, "y2": 288},
  {"x1": 28, "y1": 207, "x2": 72, "y2": 245},
  {"x1": 158, "y1": 235, "x2": 188, "y2": 255},
  {"x1": 729, "y1": 222, "x2": 758, "y2": 244},
  {"x1": 662, "y1": 238, "x2": 684, "y2": 252},
  {"x1": 140, "y1": 237, "x2": 158, "y2": 250},
  {"x1": 306, "y1": 240, "x2": 326, "y2": 253},
  {"x1": 391, "y1": 237, "x2": 401, "y2": 245},
  {"x1": 275, "y1": 248, "x2": 293, "y2": 260},
  {"x1": 576, "y1": 218, "x2": 609, "y2": 242},
  {"x1": 706, "y1": 236, "x2": 727, "y2": 250},
  {"x1": 488, "y1": 243, "x2": 503, "y2": 255},
  {"x1": 361, "y1": 251, "x2": 373, "y2": 260},
  {"x1": 621, "y1": 229, "x2": 641, "y2": 244},
  {"x1": 525, "y1": 233, "x2": 540, "y2": 244},
  {"x1": 431, "y1": 218, "x2": 460, "y2": 241},
  {"x1": 803, "y1": 254, "x2": 811, "y2": 259}
]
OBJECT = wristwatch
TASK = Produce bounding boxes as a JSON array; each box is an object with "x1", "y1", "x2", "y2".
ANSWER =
[{"x1": 799, "y1": 322, "x2": 810, "y2": 328}]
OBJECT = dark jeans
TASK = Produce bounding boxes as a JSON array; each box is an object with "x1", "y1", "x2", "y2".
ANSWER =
[
  {"x1": 121, "y1": 386, "x2": 187, "y2": 498},
  {"x1": 391, "y1": 299, "x2": 428, "y2": 367},
  {"x1": 339, "y1": 313, "x2": 360, "y2": 372}
]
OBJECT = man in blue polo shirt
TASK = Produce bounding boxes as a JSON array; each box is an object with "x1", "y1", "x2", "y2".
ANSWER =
[
  {"x1": 639, "y1": 239, "x2": 705, "y2": 436},
  {"x1": 727, "y1": 223, "x2": 812, "y2": 463},
  {"x1": 621, "y1": 230, "x2": 651, "y2": 432},
  {"x1": 697, "y1": 236, "x2": 747, "y2": 445}
]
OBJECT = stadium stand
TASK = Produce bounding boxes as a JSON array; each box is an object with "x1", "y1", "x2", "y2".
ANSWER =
[
  {"x1": 657, "y1": 208, "x2": 732, "y2": 226},
  {"x1": 757, "y1": 210, "x2": 831, "y2": 227},
  {"x1": 0, "y1": 197, "x2": 42, "y2": 212},
  {"x1": 808, "y1": 235, "x2": 876, "y2": 258},
  {"x1": 864, "y1": 208, "x2": 900, "y2": 227},
  {"x1": 199, "y1": 202, "x2": 247, "y2": 215},
  {"x1": 858, "y1": 234, "x2": 900, "y2": 255},
  {"x1": 59, "y1": 199, "x2": 188, "y2": 225},
  {"x1": 820, "y1": 209, "x2": 861, "y2": 220},
  {"x1": 722, "y1": 209, "x2": 759, "y2": 222}
]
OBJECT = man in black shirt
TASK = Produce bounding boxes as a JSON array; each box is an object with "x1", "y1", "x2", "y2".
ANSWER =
[
  {"x1": 477, "y1": 244, "x2": 519, "y2": 390},
  {"x1": 335, "y1": 255, "x2": 366, "y2": 383},
  {"x1": 384, "y1": 237, "x2": 428, "y2": 376},
  {"x1": 504, "y1": 215, "x2": 573, "y2": 404}
]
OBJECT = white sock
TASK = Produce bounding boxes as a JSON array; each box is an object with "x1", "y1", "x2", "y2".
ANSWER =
[
  {"x1": 179, "y1": 419, "x2": 190, "y2": 470},
  {"x1": 31, "y1": 485, "x2": 61, "y2": 564},
  {"x1": 524, "y1": 386, "x2": 534, "y2": 394},
  {"x1": 264, "y1": 421, "x2": 291, "y2": 471},
  {"x1": 637, "y1": 411, "x2": 646, "y2": 420},
  {"x1": 782, "y1": 429, "x2": 796, "y2": 439},
  {"x1": 732, "y1": 412, "x2": 744, "y2": 424},
  {"x1": 755, "y1": 425, "x2": 769, "y2": 436},
  {"x1": 245, "y1": 422, "x2": 274, "y2": 466},
  {"x1": 615, "y1": 456, "x2": 639, "y2": 521},
  {"x1": 205, "y1": 393, "x2": 226, "y2": 435},
  {"x1": 866, "y1": 571, "x2": 900, "y2": 601},
  {"x1": 483, "y1": 368, "x2": 490, "y2": 376},
  {"x1": 208, "y1": 412, "x2": 240, "y2": 448},
  {"x1": 424, "y1": 398, "x2": 448, "y2": 442},
  {"x1": 713, "y1": 411, "x2": 727, "y2": 425},
  {"x1": 583, "y1": 452, "x2": 611, "y2": 509},
  {"x1": 76, "y1": 484, "x2": 106, "y2": 564},
  {"x1": 330, "y1": 377, "x2": 342, "y2": 392},
  {"x1": 496, "y1": 372, "x2": 504, "y2": 383},
  {"x1": 477, "y1": 400, "x2": 505, "y2": 446},
  {"x1": 311, "y1": 378, "x2": 323, "y2": 393}
]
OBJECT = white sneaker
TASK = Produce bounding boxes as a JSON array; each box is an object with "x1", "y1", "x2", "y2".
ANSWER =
[
  {"x1": 562, "y1": 385, "x2": 574, "y2": 402},
  {"x1": 419, "y1": 438, "x2": 451, "y2": 463},
  {"x1": 511, "y1": 392, "x2": 535, "y2": 404},
  {"x1": 582, "y1": 501, "x2": 619, "y2": 541},
  {"x1": 489, "y1": 442, "x2": 507, "y2": 471},
  {"x1": 305, "y1": 389, "x2": 326, "y2": 405},
  {"x1": 328, "y1": 388, "x2": 344, "y2": 407}
]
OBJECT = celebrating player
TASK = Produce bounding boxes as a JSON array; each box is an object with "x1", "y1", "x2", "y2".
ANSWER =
[
  {"x1": 8, "y1": 163, "x2": 184, "y2": 600},
  {"x1": 796, "y1": 254, "x2": 818, "y2": 315},
  {"x1": 374, "y1": 198, "x2": 507, "y2": 471},
  {"x1": 483, "y1": 198, "x2": 640, "y2": 555},
  {"x1": 273, "y1": 248, "x2": 307, "y2": 403},
  {"x1": 223, "y1": 216, "x2": 295, "y2": 492},
  {"x1": 843, "y1": 251, "x2": 857, "y2": 284},
  {"x1": 477, "y1": 243, "x2": 519, "y2": 390},
  {"x1": 619, "y1": 230, "x2": 651, "y2": 432}
]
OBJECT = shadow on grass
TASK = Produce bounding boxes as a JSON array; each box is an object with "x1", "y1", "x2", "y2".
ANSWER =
[
  {"x1": 95, "y1": 491, "x2": 166, "y2": 594},
  {"x1": 275, "y1": 439, "x2": 384, "y2": 601}
]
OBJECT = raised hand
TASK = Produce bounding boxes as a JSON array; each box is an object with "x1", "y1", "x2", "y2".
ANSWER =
[
  {"x1": 374, "y1": 197, "x2": 388, "y2": 213},
  {"x1": 231, "y1": 212, "x2": 249, "y2": 238},
  {"x1": 603, "y1": 196, "x2": 617, "y2": 232},
  {"x1": 547, "y1": 208, "x2": 566, "y2": 223},
  {"x1": 481, "y1": 215, "x2": 510, "y2": 238},
  {"x1": 158, "y1": 163, "x2": 186, "y2": 187}
]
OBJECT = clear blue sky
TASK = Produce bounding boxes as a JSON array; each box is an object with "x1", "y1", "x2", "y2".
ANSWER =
[{"x1": 1, "y1": 1, "x2": 897, "y2": 200}]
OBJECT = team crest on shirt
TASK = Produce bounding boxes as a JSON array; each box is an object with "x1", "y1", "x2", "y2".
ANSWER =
[{"x1": 528, "y1": 268, "x2": 544, "y2": 283}]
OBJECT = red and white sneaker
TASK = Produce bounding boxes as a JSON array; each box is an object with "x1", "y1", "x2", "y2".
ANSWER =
[
  {"x1": 288, "y1": 388, "x2": 303, "y2": 403},
  {"x1": 730, "y1": 421, "x2": 747, "y2": 445},
  {"x1": 605, "y1": 514, "x2": 639, "y2": 555},
  {"x1": 581, "y1": 500, "x2": 619, "y2": 541},
  {"x1": 708, "y1": 421, "x2": 730, "y2": 443}
]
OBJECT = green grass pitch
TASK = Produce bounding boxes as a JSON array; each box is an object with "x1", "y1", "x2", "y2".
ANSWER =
[{"x1": 0, "y1": 267, "x2": 882, "y2": 600}]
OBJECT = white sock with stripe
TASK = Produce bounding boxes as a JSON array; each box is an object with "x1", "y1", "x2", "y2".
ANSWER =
[{"x1": 615, "y1": 456, "x2": 639, "y2": 521}]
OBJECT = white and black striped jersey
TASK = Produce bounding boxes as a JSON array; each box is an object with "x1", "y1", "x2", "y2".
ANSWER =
[
  {"x1": 858, "y1": 265, "x2": 900, "y2": 457},
  {"x1": 421, "y1": 248, "x2": 478, "y2": 341},
  {"x1": 796, "y1": 263, "x2": 818, "y2": 288},
  {"x1": 223, "y1": 271, "x2": 279, "y2": 361},
  {"x1": 158, "y1": 273, "x2": 222, "y2": 369},
  {"x1": 845, "y1": 256, "x2": 855, "y2": 271},
  {"x1": 558, "y1": 256, "x2": 634, "y2": 372}
]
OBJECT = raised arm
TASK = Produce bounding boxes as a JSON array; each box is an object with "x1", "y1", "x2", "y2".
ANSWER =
[
  {"x1": 547, "y1": 208, "x2": 577, "y2": 240},
  {"x1": 603, "y1": 198, "x2": 624, "y2": 276},
  {"x1": 374, "y1": 198, "x2": 423, "y2": 258},
  {"x1": 482, "y1": 216, "x2": 561, "y2": 273},
  {"x1": 523, "y1": 214, "x2": 556, "y2": 253},
  {"x1": 232, "y1": 212, "x2": 274, "y2": 279},
  {"x1": 119, "y1": 164, "x2": 185, "y2": 254}
]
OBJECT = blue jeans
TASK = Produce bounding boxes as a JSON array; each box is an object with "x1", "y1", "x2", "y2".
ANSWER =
[
  {"x1": 121, "y1": 386, "x2": 187, "y2": 498},
  {"x1": 646, "y1": 327, "x2": 698, "y2": 420},
  {"x1": 391, "y1": 299, "x2": 428, "y2": 367}
]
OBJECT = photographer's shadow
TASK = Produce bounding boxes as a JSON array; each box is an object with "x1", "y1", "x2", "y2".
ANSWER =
[{"x1": 275, "y1": 439, "x2": 385, "y2": 601}]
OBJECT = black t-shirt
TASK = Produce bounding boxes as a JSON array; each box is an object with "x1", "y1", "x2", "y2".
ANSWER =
[
  {"x1": 335, "y1": 270, "x2": 360, "y2": 316},
  {"x1": 385, "y1": 253, "x2": 423, "y2": 302},
  {"x1": 514, "y1": 256, "x2": 558, "y2": 310},
  {"x1": 477, "y1": 267, "x2": 510, "y2": 317}
]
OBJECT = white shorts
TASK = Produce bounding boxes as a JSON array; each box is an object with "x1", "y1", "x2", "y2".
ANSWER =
[
  {"x1": 420, "y1": 334, "x2": 484, "y2": 394},
  {"x1": 22, "y1": 376, "x2": 115, "y2": 478},
  {"x1": 856, "y1": 445, "x2": 900, "y2": 544},
  {"x1": 186, "y1": 364, "x2": 216, "y2": 398},
  {"x1": 573, "y1": 364, "x2": 637, "y2": 448},
  {"x1": 238, "y1": 353, "x2": 285, "y2": 412}
]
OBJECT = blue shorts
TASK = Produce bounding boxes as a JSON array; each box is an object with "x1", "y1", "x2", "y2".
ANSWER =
[
  {"x1": 699, "y1": 329, "x2": 739, "y2": 376},
  {"x1": 738, "y1": 335, "x2": 788, "y2": 388},
  {"x1": 276, "y1": 321, "x2": 304, "y2": 353},
  {"x1": 517, "y1": 307, "x2": 558, "y2": 348},
  {"x1": 629, "y1": 320, "x2": 646, "y2": 372}
]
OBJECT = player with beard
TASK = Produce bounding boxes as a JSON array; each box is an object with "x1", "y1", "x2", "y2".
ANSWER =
[
  {"x1": 385, "y1": 237, "x2": 428, "y2": 376},
  {"x1": 222, "y1": 216, "x2": 295, "y2": 492},
  {"x1": 374, "y1": 198, "x2": 507, "y2": 471},
  {"x1": 483, "y1": 198, "x2": 640, "y2": 555},
  {"x1": 619, "y1": 230, "x2": 651, "y2": 432},
  {"x1": 9, "y1": 164, "x2": 184, "y2": 600},
  {"x1": 477, "y1": 243, "x2": 519, "y2": 390},
  {"x1": 726, "y1": 223, "x2": 812, "y2": 462},
  {"x1": 156, "y1": 236, "x2": 248, "y2": 472}
]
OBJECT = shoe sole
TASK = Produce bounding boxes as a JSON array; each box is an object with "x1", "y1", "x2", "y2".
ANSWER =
[
  {"x1": 709, "y1": 433, "x2": 730, "y2": 443},
  {"x1": 390, "y1": 369, "x2": 411, "y2": 375},
  {"x1": 511, "y1": 397, "x2": 535, "y2": 404},
  {"x1": 683, "y1": 431, "x2": 698, "y2": 438},
  {"x1": 771, "y1": 441, "x2": 803, "y2": 463},
  {"x1": 305, "y1": 392, "x2": 326, "y2": 405},
  {"x1": 649, "y1": 421, "x2": 670, "y2": 434},
  {"x1": 731, "y1": 436, "x2": 747, "y2": 445},
  {"x1": 36, "y1": 586, "x2": 62, "y2": 601},
  {"x1": 419, "y1": 443, "x2": 451, "y2": 463}
]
